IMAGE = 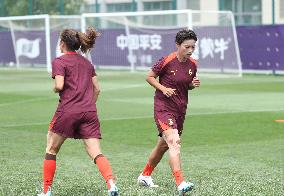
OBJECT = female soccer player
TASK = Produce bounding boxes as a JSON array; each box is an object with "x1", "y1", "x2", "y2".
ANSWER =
[
  {"x1": 38, "y1": 27, "x2": 119, "y2": 196},
  {"x1": 138, "y1": 29, "x2": 200, "y2": 195}
]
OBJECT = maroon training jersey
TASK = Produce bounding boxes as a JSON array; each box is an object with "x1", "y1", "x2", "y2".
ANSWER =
[
  {"x1": 52, "y1": 53, "x2": 97, "y2": 113},
  {"x1": 152, "y1": 51, "x2": 197, "y2": 114}
]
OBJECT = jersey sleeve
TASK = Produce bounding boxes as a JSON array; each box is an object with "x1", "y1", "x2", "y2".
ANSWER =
[
  {"x1": 192, "y1": 68, "x2": 197, "y2": 78},
  {"x1": 190, "y1": 57, "x2": 198, "y2": 77},
  {"x1": 151, "y1": 57, "x2": 166, "y2": 76},
  {"x1": 91, "y1": 65, "x2": 97, "y2": 77},
  {"x1": 52, "y1": 58, "x2": 65, "y2": 79}
]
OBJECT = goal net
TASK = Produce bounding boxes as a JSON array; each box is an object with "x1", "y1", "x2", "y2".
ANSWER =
[
  {"x1": 0, "y1": 15, "x2": 50, "y2": 70},
  {"x1": 0, "y1": 15, "x2": 81, "y2": 72},
  {"x1": 82, "y1": 10, "x2": 242, "y2": 76}
]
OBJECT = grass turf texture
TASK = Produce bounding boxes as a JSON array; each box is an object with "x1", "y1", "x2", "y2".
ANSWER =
[{"x1": 0, "y1": 69, "x2": 283, "y2": 196}]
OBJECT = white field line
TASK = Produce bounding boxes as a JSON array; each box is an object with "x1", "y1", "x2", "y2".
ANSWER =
[
  {"x1": 1, "y1": 108, "x2": 283, "y2": 128},
  {"x1": 0, "y1": 97, "x2": 56, "y2": 107},
  {"x1": 101, "y1": 84, "x2": 146, "y2": 91},
  {"x1": 0, "y1": 68, "x2": 147, "y2": 78},
  {"x1": 0, "y1": 84, "x2": 146, "y2": 107}
]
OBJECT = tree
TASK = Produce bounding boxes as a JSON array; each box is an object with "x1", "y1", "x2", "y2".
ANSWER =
[{"x1": 1, "y1": 0, "x2": 86, "y2": 16}]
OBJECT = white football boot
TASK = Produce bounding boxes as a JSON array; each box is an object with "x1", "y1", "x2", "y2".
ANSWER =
[
  {"x1": 37, "y1": 187, "x2": 52, "y2": 196},
  {"x1": 178, "y1": 181, "x2": 194, "y2": 195},
  {"x1": 137, "y1": 174, "x2": 159, "y2": 188}
]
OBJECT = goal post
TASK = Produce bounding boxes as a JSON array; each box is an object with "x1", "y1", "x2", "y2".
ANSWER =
[
  {"x1": 190, "y1": 10, "x2": 242, "y2": 77},
  {"x1": 0, "y1": 14, "x2": 51, "y2": 71},
  {"x1": 49, "y1": 15, "x2": 81, "y2": 72},
  {"x1": 0, "y1": 11, "x2": 241, "y2": 76},
  {"x1": 82, "y1": 10, "x2": 242, "y2": 77},
  {"x1": 0, "y1": 14, "x2": 81, "y2": 72}
]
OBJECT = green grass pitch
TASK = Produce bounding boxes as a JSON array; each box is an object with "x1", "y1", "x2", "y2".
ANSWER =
[{"x1": 0, "y1": 69, "x2": 283, "y2": 195}]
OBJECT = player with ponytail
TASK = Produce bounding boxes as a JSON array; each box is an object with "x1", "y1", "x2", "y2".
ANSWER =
[{"x1": 37, "y1": 27, "x2": 119, "y2": 196}]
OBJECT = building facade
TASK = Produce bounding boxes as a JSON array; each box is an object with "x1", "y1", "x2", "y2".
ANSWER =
[{"x1": 85, "y1": 0, "x2": 284, "y2": 25}]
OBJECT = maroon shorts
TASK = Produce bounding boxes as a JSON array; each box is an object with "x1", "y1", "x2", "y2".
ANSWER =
[
  {"x1": 49, "y1": 111, "x2": 101, "y2": 139},
  {"x1": 154, "y1": 110, "x2": 185, "y2": 136}
]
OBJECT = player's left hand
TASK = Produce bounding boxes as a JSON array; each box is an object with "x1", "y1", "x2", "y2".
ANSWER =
[{"x1": 192, "y1": 77, "x2": 200, "y2": 87}]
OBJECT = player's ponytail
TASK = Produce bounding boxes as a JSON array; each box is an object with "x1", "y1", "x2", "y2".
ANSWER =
[{"x1": 78, "y1": 27, "x2": 100, "y2": 54}]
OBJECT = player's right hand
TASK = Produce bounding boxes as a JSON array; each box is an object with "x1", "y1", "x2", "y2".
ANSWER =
[
  {"x1": 192, "y1": 77, "x2": 200, "y2": 87},
  {"x1": 162, "y1": 87, "x2": 176, "y2": 97}
]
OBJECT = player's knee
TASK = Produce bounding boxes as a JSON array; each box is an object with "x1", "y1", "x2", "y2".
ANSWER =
[
  {"x1": 167, "y1": 132, "x2": 181, "y2": 155},
  {"x1": 171, "y1": 140, "x2": 181, "y2": 150},
  {"x1": 176, "y1": 137, "x2": 181, "y2": 145},
  {"x1": 167, "y1": 137, "x2": 174, "y2": 145},
  {"x1": 169, "y1": 145, "x2": 180, "y2": 156},
  {"x1": 168, "y1": 141, "x2": 178, "y2": 155}
]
